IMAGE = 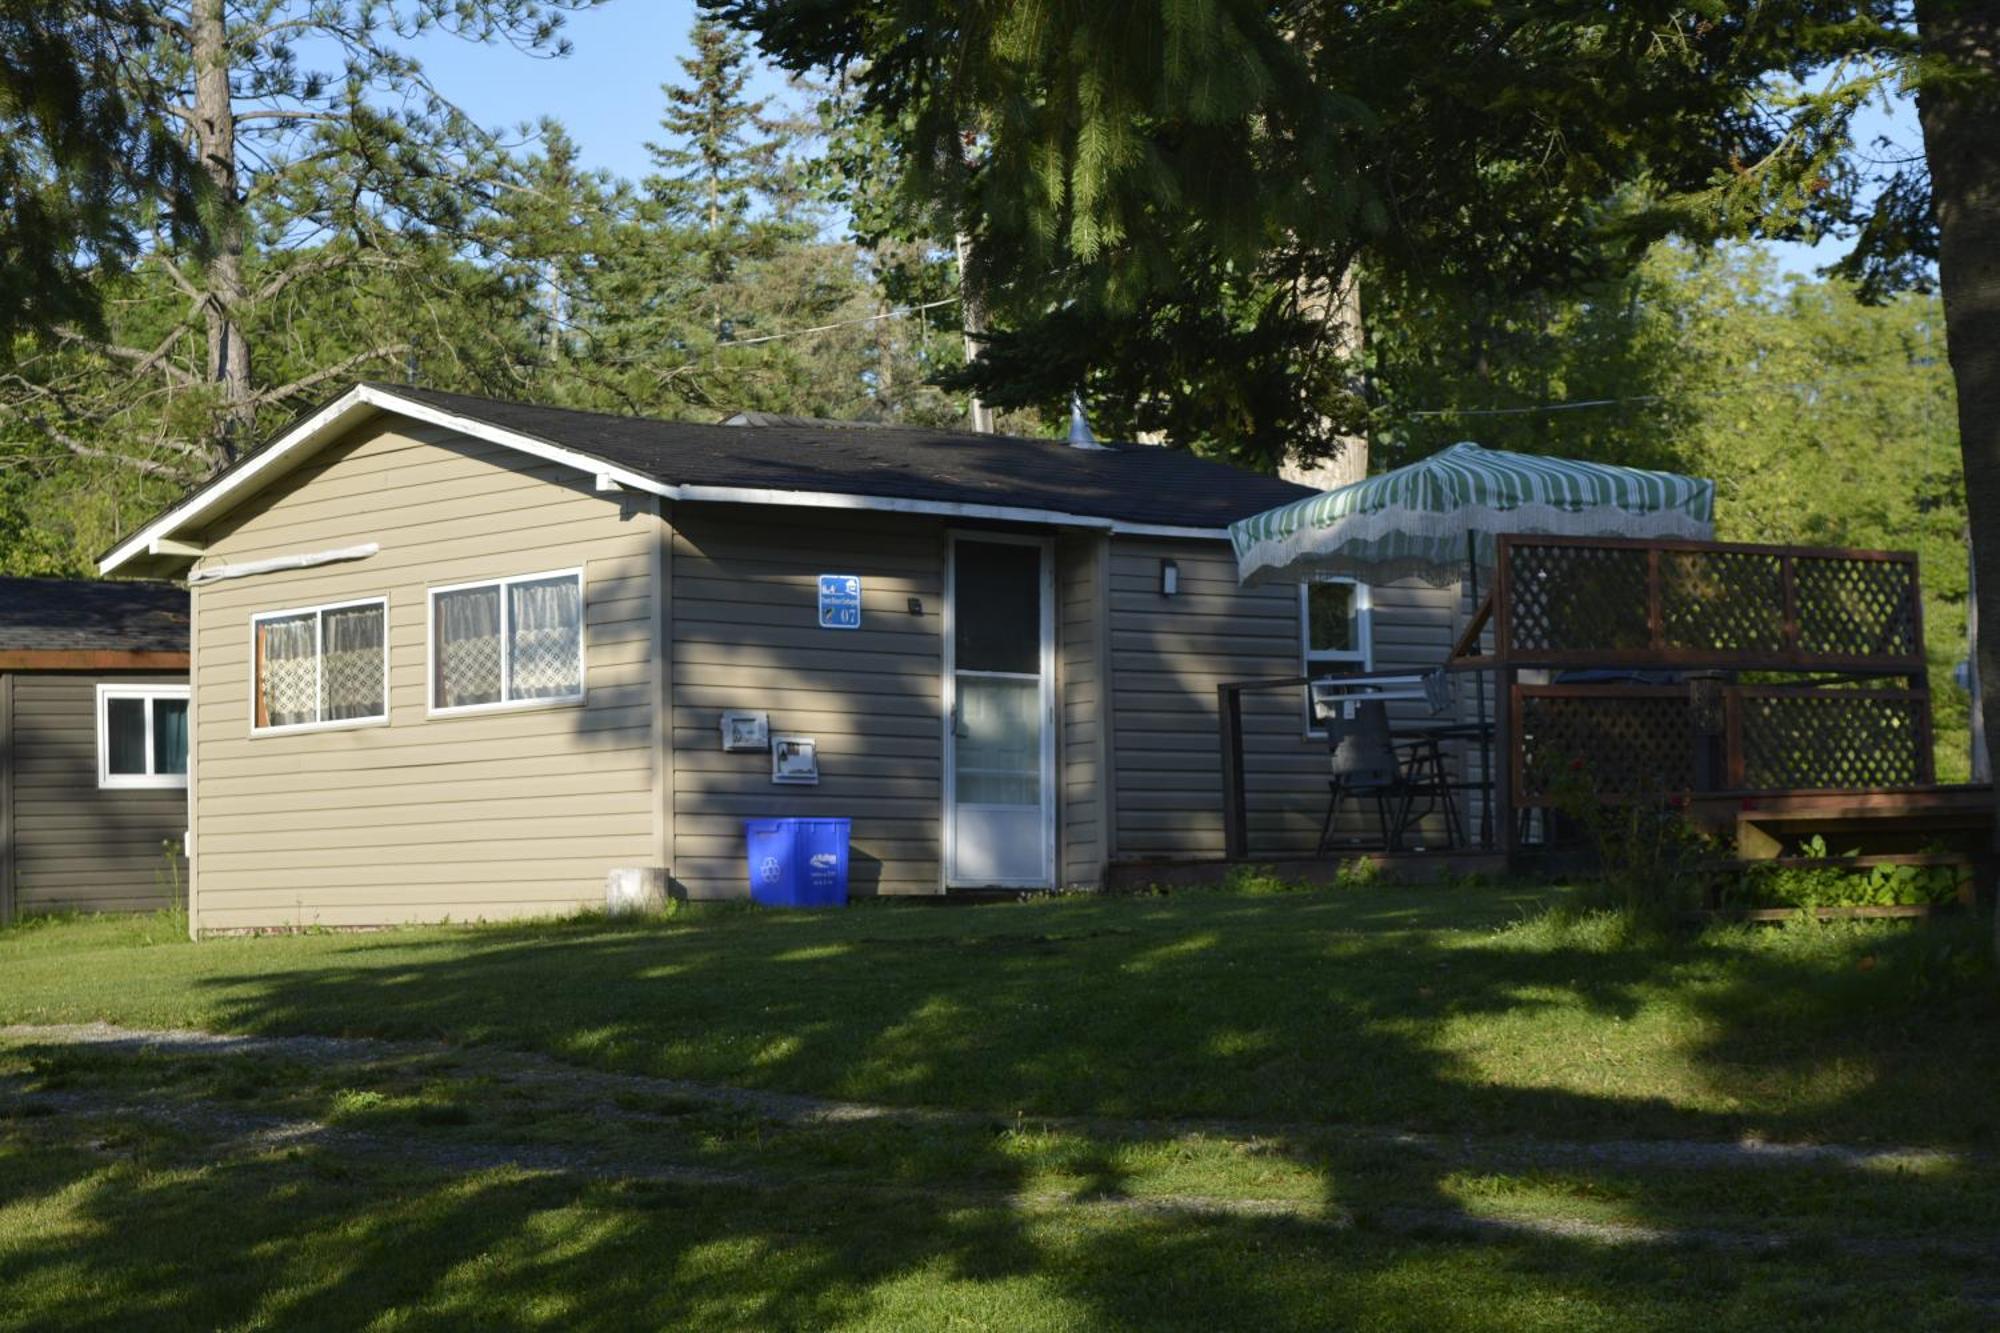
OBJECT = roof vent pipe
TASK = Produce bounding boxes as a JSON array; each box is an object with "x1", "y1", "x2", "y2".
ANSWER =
[{"x1": 1067, "y1": 393, "x2": 1105, "y2": 449}]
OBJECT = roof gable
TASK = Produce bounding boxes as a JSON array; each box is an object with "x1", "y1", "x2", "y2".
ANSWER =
[{"x1": 101, "y1": 383, "x2": 1316, "y2": 575}]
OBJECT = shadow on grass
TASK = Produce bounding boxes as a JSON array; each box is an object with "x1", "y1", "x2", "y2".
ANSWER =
[
  {"x1": 3, "y1": 885, "x2": 1996, "y2": 1325},
  {"x1": 0, "y1": 1122, "x2": 1976, "y2": 1330}
]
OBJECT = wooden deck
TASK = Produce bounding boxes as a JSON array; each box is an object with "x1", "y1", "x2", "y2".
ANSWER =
[{"x1": 1688, "y1": 784, "x2": 1994, "y2": 862}]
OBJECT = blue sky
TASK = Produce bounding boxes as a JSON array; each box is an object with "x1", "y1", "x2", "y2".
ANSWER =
[
  {"x1": 396, "y1": 1, "x2": 1918, "y2": 280},
  {"x1": 390, "y1": 2, "x2": 783, "y2": 185}
]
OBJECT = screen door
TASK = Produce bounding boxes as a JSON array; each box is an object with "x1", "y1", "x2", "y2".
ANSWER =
[{"x1": 947, "y1": 537, "x2": 1053, "y2": 886}]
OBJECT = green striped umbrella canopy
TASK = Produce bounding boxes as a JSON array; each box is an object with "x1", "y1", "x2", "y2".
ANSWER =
[{"x1": 1231, "y1": 441, "x2": 1716, "y2": 586}]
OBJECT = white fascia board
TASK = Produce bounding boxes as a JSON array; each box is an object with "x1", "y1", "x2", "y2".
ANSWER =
[
  {"x1": 668, "y1": 488, "x2": 1228, "y2": 541},
  {"x1": 98, "y1": 384, "x2": 672, "y2": 575},
  {"x1": 99, "y1": 381, "x2": 1233, "y2": 573},
  {"x1": 668, "y1": 483, "x2": 1113, "y2": 531},
  {"x1": 1108, "y1": 522, "x2": 1232, "y2": 542},
  {"x1": 354, "y1": 386, "x2": 673, "y2": 500},
  {"x1": 100, "y1": 388, "x2": 378, "y2": 575}
]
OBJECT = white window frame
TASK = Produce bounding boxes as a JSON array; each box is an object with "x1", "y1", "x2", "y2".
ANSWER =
[
  {"x1": 426, "y1": 567, "x2": 587, "y2": 718},
  {"x1": 96, "y1": 683, "x2": 191, "y2": 789},
  {"x1": 1301, "y1": 576, "x2": 1373, "y2": 737},
  {"x1": 247, "y1": 596, "x2": 390, "y2": 737}
]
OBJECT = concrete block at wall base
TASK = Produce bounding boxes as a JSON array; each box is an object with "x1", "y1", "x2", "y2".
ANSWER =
[{"x1": 606, "y1": 866, "x2": 672, "y2": 916}]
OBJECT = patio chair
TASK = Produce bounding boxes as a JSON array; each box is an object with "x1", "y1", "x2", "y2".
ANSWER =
[{"x1": 1314, "y1": 699, "x2": 1465, "y2": 854}]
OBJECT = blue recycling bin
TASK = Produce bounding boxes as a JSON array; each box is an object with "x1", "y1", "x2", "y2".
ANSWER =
[{"x1": 744, "y1": 818, "x2": 851, "y2": 907}]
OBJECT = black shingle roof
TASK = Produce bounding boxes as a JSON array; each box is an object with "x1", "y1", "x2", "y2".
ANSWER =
[
  {"x1": 0, "y1": 577, "x2": 188, "y2": 654},
  {"x1": 372, "y1": 384, "x2": 1315, "y2": 529}
]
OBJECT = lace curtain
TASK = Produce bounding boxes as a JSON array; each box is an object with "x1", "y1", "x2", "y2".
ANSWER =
[
  {"x1": 509, "y1": 576, "x2": 581, "y2": 700},
  {"x1": 258, "y1": 613, "x2": 317, "y2": 728},
  {"x1": 257, "y1": 605, "x2": 384, "y2": 727},
  {"x1": 436, "y1": 576, "x2": 580, "y2": 706},
  {"x1": 322, "y1": 604, "x2": 386, "y2": 720},
  {"x1": 435, "y1": 586, "x2": 503, "y2": 708}
]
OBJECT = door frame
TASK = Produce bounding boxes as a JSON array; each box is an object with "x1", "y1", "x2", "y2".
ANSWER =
[{"x1": 941, "y1": 529, "x2": 1058, "y2": 890}]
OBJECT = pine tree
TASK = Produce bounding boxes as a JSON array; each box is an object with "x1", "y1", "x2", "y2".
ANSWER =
[
  {"x1": 0, "y1": 0, "x2": 601, "y2": 479},
  {"x1": 646, "y1": 18, "x2": 794, "y2": 337},
  {"x1": 0, "y1": 0, "x2": 202, "y2": 350}
]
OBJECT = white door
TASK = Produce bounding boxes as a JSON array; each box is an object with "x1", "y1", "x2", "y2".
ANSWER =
[{"x1": 946, "y1": 535, "x2": 1054, "y2": 887}]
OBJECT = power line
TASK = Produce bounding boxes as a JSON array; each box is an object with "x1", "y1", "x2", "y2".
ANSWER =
[
  {"x1": 1394, "y1": 355, "x2": 1946, "y2": 421},
  {"x1": 723, "y1": 295, "x2": 962, "y2": 347},
  {"x1": 1403, "y1": 396, "x2": 1660, "y2": 419}
]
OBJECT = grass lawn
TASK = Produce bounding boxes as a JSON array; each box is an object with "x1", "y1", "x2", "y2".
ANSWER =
[{"x1": 2, "y1": 882, "x2": 1997, "y2": 1328}]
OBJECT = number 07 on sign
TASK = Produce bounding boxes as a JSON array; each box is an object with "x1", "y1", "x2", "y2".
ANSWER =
[{"x1": 818, "y1": 574, "x2": 862, "y2": 629}]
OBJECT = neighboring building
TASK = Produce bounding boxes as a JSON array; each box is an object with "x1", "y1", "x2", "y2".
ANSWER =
[
  {"x1": 101, "y1": 383, "x2": 1459, "y2": 933},
  {"x1": 0, "y1": 577, "x2": 190, "y2": 921}
]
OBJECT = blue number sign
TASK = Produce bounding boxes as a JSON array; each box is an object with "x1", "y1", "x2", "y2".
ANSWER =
[{"x1": 818, "y1": 574, "x2": 862, "y2": 629}]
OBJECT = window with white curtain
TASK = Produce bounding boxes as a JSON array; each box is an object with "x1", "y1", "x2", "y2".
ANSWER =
[
  {"x1": 429, "y1": 569, "x2": 584, "y2": 713},
  {"x1": 97, "y1": 684, "x2": 189, "y2": 788},
  {"x1": 251, "y1": 598, "x2": 388, "y2": 733}
]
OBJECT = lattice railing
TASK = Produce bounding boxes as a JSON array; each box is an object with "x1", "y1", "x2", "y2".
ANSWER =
[
  {"x1": 1515, "y1": 683, "x2": 1932, "y2": 803},
  {"x1": 1517, "y1": 687, "x2": 1695, "y2": 801},
  {"x1": 1498, "y1": 536, "x2": 1923, "y2": 671},
  {"x1": 1737, "y1": 688, "x2": 1930, "y2": 790}
]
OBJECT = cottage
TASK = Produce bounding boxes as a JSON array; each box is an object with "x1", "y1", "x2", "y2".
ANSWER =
[
  {"x1": 100, "y1": 384, "x2": 1460, "y2": 932},
  {"x1": 0, "y1": 577, "x2": 190, "y2": 921}
]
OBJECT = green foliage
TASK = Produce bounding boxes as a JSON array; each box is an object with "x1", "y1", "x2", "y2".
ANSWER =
[
  {"x1": 1725, "y1": 836, "x2": 1968, "y2": 909},
  {"x1": 1371, "y1": 242, "x2": 1973, "y2": 778},
  {"x1": 0, "y1": 0, "x2": 204, "y2": 347},
  {"x1": 709, "y1": 0, "x2": 1942, "y2": 468},
  {"x1": 1546, "y1": 764, "x2": 1712, "y2": 925}
]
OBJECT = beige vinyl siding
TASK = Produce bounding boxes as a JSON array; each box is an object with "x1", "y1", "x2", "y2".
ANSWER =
[
  {"x1": 1057, "y1": 533, "x2": 1108, "y2": 886},
  {"x1": 1107, "y1": 538, "x2": 1459, "y2": 861},
  {"x1": 186, "y1": 420, "x2": 657, "y2": 931},
  {"x1": 668, "y1": 505, "x2": 945, "y2": 899},
  {"x1": 8, "y1": 672, "x2": 188, "y2": 915}
]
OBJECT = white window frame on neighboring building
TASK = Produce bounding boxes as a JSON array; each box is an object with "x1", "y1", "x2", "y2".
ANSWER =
[
  {"x1": 426, "y1": 567, "x2": 587, "y2": 718},
  {"x1": 247, "y1": 596, "x2": 390, "y2": 737},
  {"x1": 96, "y1": 683, "x2": 191, "y2": 789},
  {"x1": 1300, "y1": 576, "x2": 1373, "y2": 737}
]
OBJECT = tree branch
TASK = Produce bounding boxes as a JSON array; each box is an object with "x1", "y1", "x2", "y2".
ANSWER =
[
  {"x1": 46, "y1": 430, "x2": 189, "y2": 479},
  {"x1": 254, "y1": 249, "x2": 360, "y2": 304},
  {"x1": 232, "y1": 108, "x2": 350, "y2": 126},
  {"x1": 256, "y1": 343, "x2": 411, "y2": 406},
  {"x1": 53, "y1": 325, "x2": 199, "y2": 388}
]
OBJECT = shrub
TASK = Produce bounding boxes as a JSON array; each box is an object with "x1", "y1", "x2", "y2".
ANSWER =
[{"x1": 1546, "y1": 763, "x2": 1713, "y2": 926}]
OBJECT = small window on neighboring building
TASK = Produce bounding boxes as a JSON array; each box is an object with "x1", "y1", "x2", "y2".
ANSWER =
[
  {"x1": 97, "y1": 684, "x2": 189, "y2": 788},
  {"x1": 251, "y1": 598, "x2": 388, "y2": 734},
  {"x1": 1301, "y1": 577, "x2": 1372, "y2": 732},
  {"x1": 429, "y1": 569, "x2": 584, "y2": 714}
]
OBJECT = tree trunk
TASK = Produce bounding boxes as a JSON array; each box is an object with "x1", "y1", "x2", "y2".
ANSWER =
[
  {"x1": 191, "y1": 0, "x2": 251, "y2": 466},
  {"x1": 1915, "y1": 0, "x2": 2000, "y2": 955},
  {"x1": 1280, "y1": 265, "x2": 1368, "y2": 489},
  {"x1": 955, "y1": 231, "x2": 994, "y2": 433}
]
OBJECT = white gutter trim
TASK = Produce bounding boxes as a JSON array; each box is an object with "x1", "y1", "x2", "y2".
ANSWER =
[
  {"x1": 353, "y1": 386, "x2": 674, "y2": 500},
  {"x1": 99, "y1": 383, "x2": 1236, "y2": 574},
  {"x1": 669, "y1": 483, "x2": 1113, "y2": 530},
  {"x1": 187, "y1": 543, "x2": 380, "y2": 585},
  {"x1": 1108, "y1": 522, "x2": 1232, "y2": 542}
]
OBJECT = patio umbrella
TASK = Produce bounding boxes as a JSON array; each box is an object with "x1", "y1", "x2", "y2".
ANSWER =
[{"x1": 1230, "y1": 441, "x2": 1716, "y2": 587}]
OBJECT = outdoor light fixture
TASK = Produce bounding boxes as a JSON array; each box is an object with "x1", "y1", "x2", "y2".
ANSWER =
[{"x1": 1160, "y1": 559, "x2": 1179, "y2": 597}]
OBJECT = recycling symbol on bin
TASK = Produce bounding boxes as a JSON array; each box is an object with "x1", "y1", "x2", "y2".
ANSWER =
[{"x1": 759, "y1": 856, "x2": 782, "y2": 884}]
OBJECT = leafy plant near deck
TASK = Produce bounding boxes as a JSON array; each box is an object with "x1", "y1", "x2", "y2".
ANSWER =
[{"x1": 1724, "y1": 836, "x2": 1967, "y2": 909}]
